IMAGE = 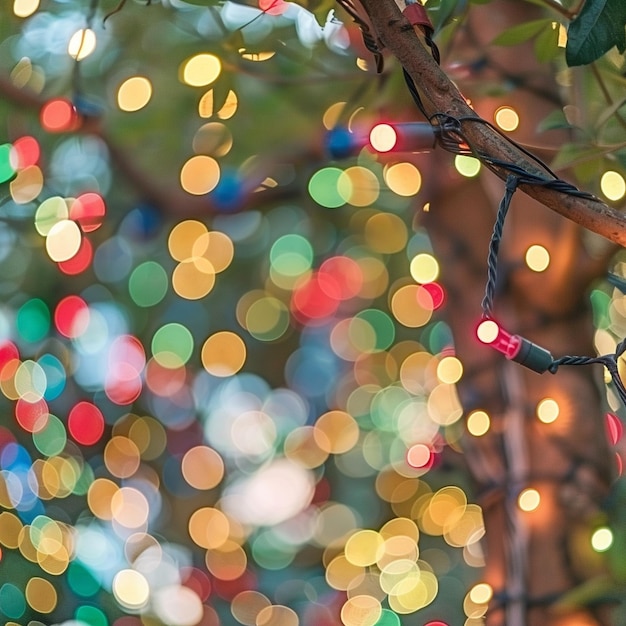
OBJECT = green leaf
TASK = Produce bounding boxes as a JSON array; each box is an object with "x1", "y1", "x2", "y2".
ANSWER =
[
  {"x1": 566, "y1": 0, "x2": 626, "y2": 66},
  {"x1": 491, "y1": 18, "x2": 552, "y2": 46},
  {"x1": 537, "y1": 108, "x2": 574, "y2": 132},
  {"x1": 534, "y1": 22, "x2": 560, "y2": 62}
]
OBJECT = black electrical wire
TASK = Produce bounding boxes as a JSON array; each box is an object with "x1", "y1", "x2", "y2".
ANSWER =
[{"x1": 336, "y1": 0, "x2": 384, "y2": 73}]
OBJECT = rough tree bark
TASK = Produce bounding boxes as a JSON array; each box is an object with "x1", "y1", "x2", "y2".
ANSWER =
[{"x1": 355, "y1": 1, "x2": 619, "y2": 625}]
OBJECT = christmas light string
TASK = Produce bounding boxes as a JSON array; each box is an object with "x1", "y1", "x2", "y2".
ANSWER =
[
  {"x1": 344, "y1": 0, "x2": 626, "y2": 408},
  {"x1": 473, "y1": 161, "x2": 626, "y2": 408}
]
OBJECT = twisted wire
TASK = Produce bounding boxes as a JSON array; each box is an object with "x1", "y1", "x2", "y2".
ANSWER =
[
  {"x1": 550, "y1": 339, "x2": 626, "y2": 405},
  {"x1": 481, "y1": 175, "x2": 518, "y2": 317}
]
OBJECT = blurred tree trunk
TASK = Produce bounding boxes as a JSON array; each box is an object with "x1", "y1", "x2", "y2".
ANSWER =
[{"x1": 417, "y1": 2, "x2": 617, "y2": 624}]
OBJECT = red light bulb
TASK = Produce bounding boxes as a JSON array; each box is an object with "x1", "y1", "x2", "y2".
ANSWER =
[{"x1": 477, "y1": 319, "x2": 554, "y2": 373}]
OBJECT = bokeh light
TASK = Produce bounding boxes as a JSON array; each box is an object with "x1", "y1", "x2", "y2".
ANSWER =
[
  {"x1": 112, "y1": 569, "x2": 150, "y2": 610},
  {"x1": 40, "y1": 99, "x2": 78, "y2": 133},
  {"x1": 466, "y1": 410, "x2": 490, "y2": 436},
  {"x1": 600, "y1": 170, "x2": 626, "y2": 201},
  {"x1": 494, "y1": 106, "x2": 519, "y2": 131},
  {"x1": 152, "y1": 323, "x2": 194, "y2": 368},
  {"x1": 128, "y1": 262, "x2": 168, "y2": 307},
  {"x1": 201, "y1": 331, "x2": 246, "y2": 376},
  {"x1": 45, "y1": 219, "x2": 82, "y2": 262},
  {"x1": 525, "y1": 244, "x2": 550, "y2": 272},
  {"x1": 68, "y1": 402, "x2": 105, "y2": 446},
  {"x1": 536, "y1": 398, "x2": 559, "y2": 423},
  {"x1": 68, "y1": 28, "x2": 97, "y2": 61},
  {"x1": 454, "y1": 155, "x2": 481, "y2": 177},
  {"x1": 385, "y1": 162, "x2": 422, "y2": 196},
  {"x1": 365, "y1": 213, "x2": 408, "y2": 253},
  {"x1": 13, "y1": 0, "x2": 39, "y2": 18},
  {"x1": 338, "y1": 166, "x2": 380, "y2": 206},
  {"x1": 308, "y1": 167, "x2": 345, "y2": 208},
  {"x1": 591, "y1": 527, "x2": 613, "y2": 552},
  {"x1": 25, "y1": 577, "x2": 57, "y2": 613},
  {"x1": 0, "y1": 144, "x2": 15, "y2": 183},
  {"x1": 70, "y1": 192, "x2": 106, "y2": 232},
  {"x1": 181, "y1": 54, "x2": 222, "y2": 87},
  {"x1": 518, "y1": 488, "x2": 540, "y2": 512},
  {"x1": 180, "y1": 155, "x2": 220, "y2": 195},
  {"x1": 469, "y1": 582, "x2": 493, "y2": 604},
  {"x1": 181, "y1": 446, "x2": 224, "y2": 490},
  {"x1": 117, "y1": 76, "x2": 153, "y2": 112},
  {"x1": 410, "y1": 253, "x2": 439, "y2": 283}
]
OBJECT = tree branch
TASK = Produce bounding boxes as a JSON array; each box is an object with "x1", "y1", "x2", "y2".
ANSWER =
[{"x1": 356, "y1": 0, "x2": 626, "y2": 247}]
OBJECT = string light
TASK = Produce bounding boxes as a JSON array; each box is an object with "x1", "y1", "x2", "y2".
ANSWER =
[
  {"x1": 325, "y1": 122, "x2": 435, "y2": 159},
  {"x1": 476, "y1": 320, "x2": 554, "y2": 373},
  {"x1": 369, "y1": 122, "x2": 436, "y2": 153}
]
